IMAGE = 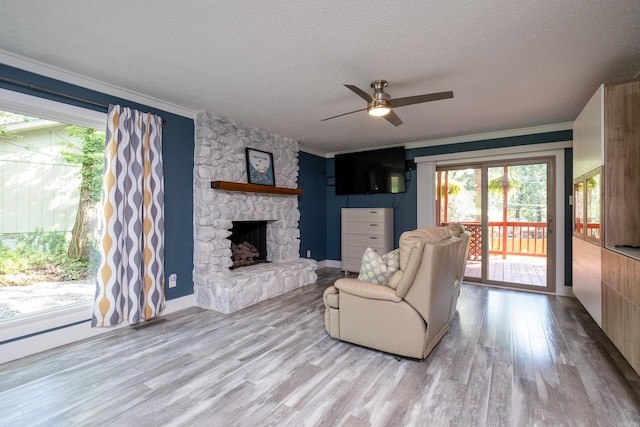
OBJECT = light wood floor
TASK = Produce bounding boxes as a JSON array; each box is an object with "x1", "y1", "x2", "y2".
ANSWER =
[{"x1": 1, "y1": 268, "x2": 639, "y2": 426}]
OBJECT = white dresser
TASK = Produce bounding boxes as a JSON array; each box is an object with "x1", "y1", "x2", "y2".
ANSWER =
[{"x1": 341, "y1": 208, "x2": 394, "y2": 273}]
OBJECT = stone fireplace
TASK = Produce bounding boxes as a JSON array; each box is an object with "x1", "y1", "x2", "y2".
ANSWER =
[{"x1": 193, "y1": 112, "x2": 317, "y2": 314}]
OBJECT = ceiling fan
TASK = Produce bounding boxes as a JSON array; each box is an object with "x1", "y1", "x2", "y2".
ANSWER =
[{"x1": 322, "y1": 80, "x2": 453, "y2": 126}]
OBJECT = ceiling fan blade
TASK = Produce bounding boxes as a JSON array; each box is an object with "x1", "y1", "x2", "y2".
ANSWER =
[
  {"x1": 344, "y1": 84, "x2": 374, "y2": 102},
  {"x1": 389, "y1": 90, "x2": 454, "y2": 108},
  {"x1": 321, "y1": 108, "x2": 368, "y2": 121},
  {"x1": 384, "y1": 110, "x2": 403, "y2": 126}
]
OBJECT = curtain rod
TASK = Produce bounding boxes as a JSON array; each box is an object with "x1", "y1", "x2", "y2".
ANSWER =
[
  {"x1": 0, "y1": 75, "x2": 166, "y2": 123},
  {"x1": 0, "y1": 75, "x2": 109, "y2": 109}
]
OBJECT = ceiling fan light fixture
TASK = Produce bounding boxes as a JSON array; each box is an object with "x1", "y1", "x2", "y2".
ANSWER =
[
  {"x1": 368, "y1": 101, "x2": 391, "y2": 117},
  {"x1": 368, "y1": 106, "x2": 391, "y2": 117}
]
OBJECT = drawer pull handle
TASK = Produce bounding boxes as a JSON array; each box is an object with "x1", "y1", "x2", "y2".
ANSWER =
[
  {"x1": 370, "y1": 237, "x2": 378, "y2": 240},
  {"x1": 369, "y1": 211, "x2": 378, "y2": 214},
  {"x1": 370, "y1": 224, "x2": 378, "y2": 227}
]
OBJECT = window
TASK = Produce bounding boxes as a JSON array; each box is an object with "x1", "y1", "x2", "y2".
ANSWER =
[
  {"x1": 0, "y1": 89, "x2": 106, "y2": 322},
  {"x1": 573, "y1": 167, "x2": 601, "y2": 243}
]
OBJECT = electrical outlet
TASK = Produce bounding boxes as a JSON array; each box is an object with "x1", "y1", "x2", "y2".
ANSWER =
[
  {"x1": 169, "y1": 273, "x2": 177, "y2": 288},
  {"x1": 306, "y1": 250, "x2": 311, "y2": 258}
]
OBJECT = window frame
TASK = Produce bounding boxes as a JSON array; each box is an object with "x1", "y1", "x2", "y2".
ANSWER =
[
  {"x1": 573, "y1": 166, "x2": 602, "y2": 245},
  {"x1": 0, "y1": 88, "x2": 106, "y2": 342}
]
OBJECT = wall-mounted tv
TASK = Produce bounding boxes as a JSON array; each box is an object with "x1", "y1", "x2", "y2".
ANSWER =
[{"x1": 335, "y1": 146, "x2": 406, "y2": 195}]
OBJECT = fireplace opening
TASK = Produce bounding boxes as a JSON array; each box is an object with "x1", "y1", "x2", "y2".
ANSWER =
[{"x1": 230, "y1": 221, "x2": 268, "y2": 269}]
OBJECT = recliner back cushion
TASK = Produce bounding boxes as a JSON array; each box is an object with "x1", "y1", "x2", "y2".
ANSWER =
[
  {"x1": 394, "y1": 241, "x2": 424, "y2": 298},
  {"x1": 398, "y1": 227, "x2": 451, "y2": 271},
  {"x1": 387, "y1": 270, "x2": 403, "y2": 290}
]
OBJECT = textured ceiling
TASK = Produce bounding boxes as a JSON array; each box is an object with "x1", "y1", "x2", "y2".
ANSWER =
[{"x1": 0, "y1": 1, "x2": 639, "y2": 155}]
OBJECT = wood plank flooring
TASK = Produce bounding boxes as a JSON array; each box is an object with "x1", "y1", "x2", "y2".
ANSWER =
[{"x1": 0, "y1": 268, "x2": 639, "y2": 426}]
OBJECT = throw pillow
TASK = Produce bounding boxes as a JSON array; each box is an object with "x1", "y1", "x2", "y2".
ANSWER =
[{"x1": 357, "y1": 247, "x2": 400, "y2": 285}]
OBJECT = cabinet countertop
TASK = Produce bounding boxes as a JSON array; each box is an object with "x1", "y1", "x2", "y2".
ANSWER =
[{"x1": 605, "y1": 246, "x2": 640, "y2": 261}]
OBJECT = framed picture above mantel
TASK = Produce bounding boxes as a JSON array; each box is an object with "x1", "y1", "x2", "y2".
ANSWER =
[{"x1": 245, "y1": 148, "x2": 275, "y2": 186}]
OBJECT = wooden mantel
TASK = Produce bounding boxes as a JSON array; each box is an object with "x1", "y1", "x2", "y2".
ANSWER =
[{"x1": 211, "y1": 181, "x2": 302, "y2": 196}]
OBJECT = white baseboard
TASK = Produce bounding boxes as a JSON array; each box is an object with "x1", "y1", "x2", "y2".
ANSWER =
[
  {"x1": 0, "y1": 294, "x2": 196, "y2": 365},
  {"x1": 163, "y1": 293, "x2": 196, "y2": 314},
  {"x1": 318, "y1": 259, "x2": 341, "y2": 269}
]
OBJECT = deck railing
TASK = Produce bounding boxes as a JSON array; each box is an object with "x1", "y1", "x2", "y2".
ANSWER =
[
  {"x1": 574, "y1": 222, "x2": 601, "y2": 239},
  {"x1": 443, "y1": 221, "x2": 549, "y2": 260}
]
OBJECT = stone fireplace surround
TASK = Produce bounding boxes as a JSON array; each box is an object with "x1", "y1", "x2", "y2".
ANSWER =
[{"x1": 193, "y1": 112, "x2": 317, "y2": 314}]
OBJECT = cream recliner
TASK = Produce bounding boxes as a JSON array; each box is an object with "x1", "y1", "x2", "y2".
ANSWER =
[{"x1": 323, "y1": 224, "x2": 470, "y2": 359}]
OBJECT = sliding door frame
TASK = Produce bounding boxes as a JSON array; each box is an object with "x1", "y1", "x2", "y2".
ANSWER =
[{"x1": 420, "y1": 143, "x2": 569, "y2": 295}]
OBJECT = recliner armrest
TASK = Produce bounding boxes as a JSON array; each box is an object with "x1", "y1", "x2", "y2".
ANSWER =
[
  {"x1": 334, "y1": 278, "x2": 402, "y2": 303},
  {"x1": 323, "y1": 285, "x2": 339, "y2": 308}
]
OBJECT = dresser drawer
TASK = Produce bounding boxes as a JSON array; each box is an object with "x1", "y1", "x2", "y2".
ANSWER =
[
  {"x1": 341, "y1": 208, "x2": 389, "y2": 222},
  {"x1": 342, "y1": 234, "x2": 387, "y2": 249},
  {"x1": 342, "y1": 221, "x2": 386, "y2": 235},
  {"x1": 343, "y1": 244, "x2": 385, "y2": 260}
]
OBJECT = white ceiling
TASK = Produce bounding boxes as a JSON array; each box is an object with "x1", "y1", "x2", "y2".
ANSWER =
[{"x1": 1, "y1": 1, "x2": 639, "y2": 156}]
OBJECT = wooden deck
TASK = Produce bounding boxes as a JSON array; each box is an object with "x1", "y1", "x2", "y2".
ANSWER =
[{"x1": 465, "y1": 255, "x2": 547, "y2": 287}]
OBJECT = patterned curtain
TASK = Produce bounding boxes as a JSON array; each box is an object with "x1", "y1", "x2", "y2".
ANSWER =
[{"x1": 92, "y1": 105, "x2": 165, "y2": 327}]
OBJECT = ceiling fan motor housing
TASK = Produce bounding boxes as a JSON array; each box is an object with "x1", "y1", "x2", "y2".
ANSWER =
[{"x1": 369, "y1": 80, "x2": 391, "y2": 111}]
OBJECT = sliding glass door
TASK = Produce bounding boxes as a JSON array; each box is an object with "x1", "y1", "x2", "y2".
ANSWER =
[
  {"x1": 437, "y1": 157, "x2": 555, "y2": 292},
  {"x1": 436, "y1": 166, "x2": 482, "y2": 280}
]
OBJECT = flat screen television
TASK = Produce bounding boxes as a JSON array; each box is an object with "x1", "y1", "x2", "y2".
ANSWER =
[{"x1": 335, "y1": 146, "x2": 406, "y2": 195}]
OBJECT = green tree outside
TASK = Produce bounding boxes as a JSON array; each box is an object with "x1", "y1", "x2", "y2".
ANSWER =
[{"x1": 60, "y1": 126, "x2": 105, "y2": 263}]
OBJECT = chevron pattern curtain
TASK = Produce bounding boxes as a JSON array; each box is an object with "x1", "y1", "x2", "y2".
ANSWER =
[{"x1": 92, "y1": 105, "x2": 165, "y2": 327}]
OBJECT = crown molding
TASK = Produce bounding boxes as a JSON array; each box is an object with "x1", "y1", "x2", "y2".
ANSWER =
[
  {"x1": 0, "y1": 49, "x2": 196, "y2": 119},
  {"x1": 325, "y1": 122, "x2": 573, "y2": 158},
  {"x1": 414, "y1": 140, "x2": 571, "y2": 164},
  {"x1": 404, "y1": 122, "x2": 573, "y2": 150}
]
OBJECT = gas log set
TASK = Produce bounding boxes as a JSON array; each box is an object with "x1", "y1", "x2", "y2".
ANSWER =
[{"x1": 230, "y1": 241, "x2": 262, "y2": 269}]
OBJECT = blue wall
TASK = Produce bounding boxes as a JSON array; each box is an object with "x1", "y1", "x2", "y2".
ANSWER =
[
  {"x1": 0, "y1": 64, "x2": 195, "y2": 300},
  {"x1": 298, "y1": 151, "x2": 327, "y2": 260}
]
